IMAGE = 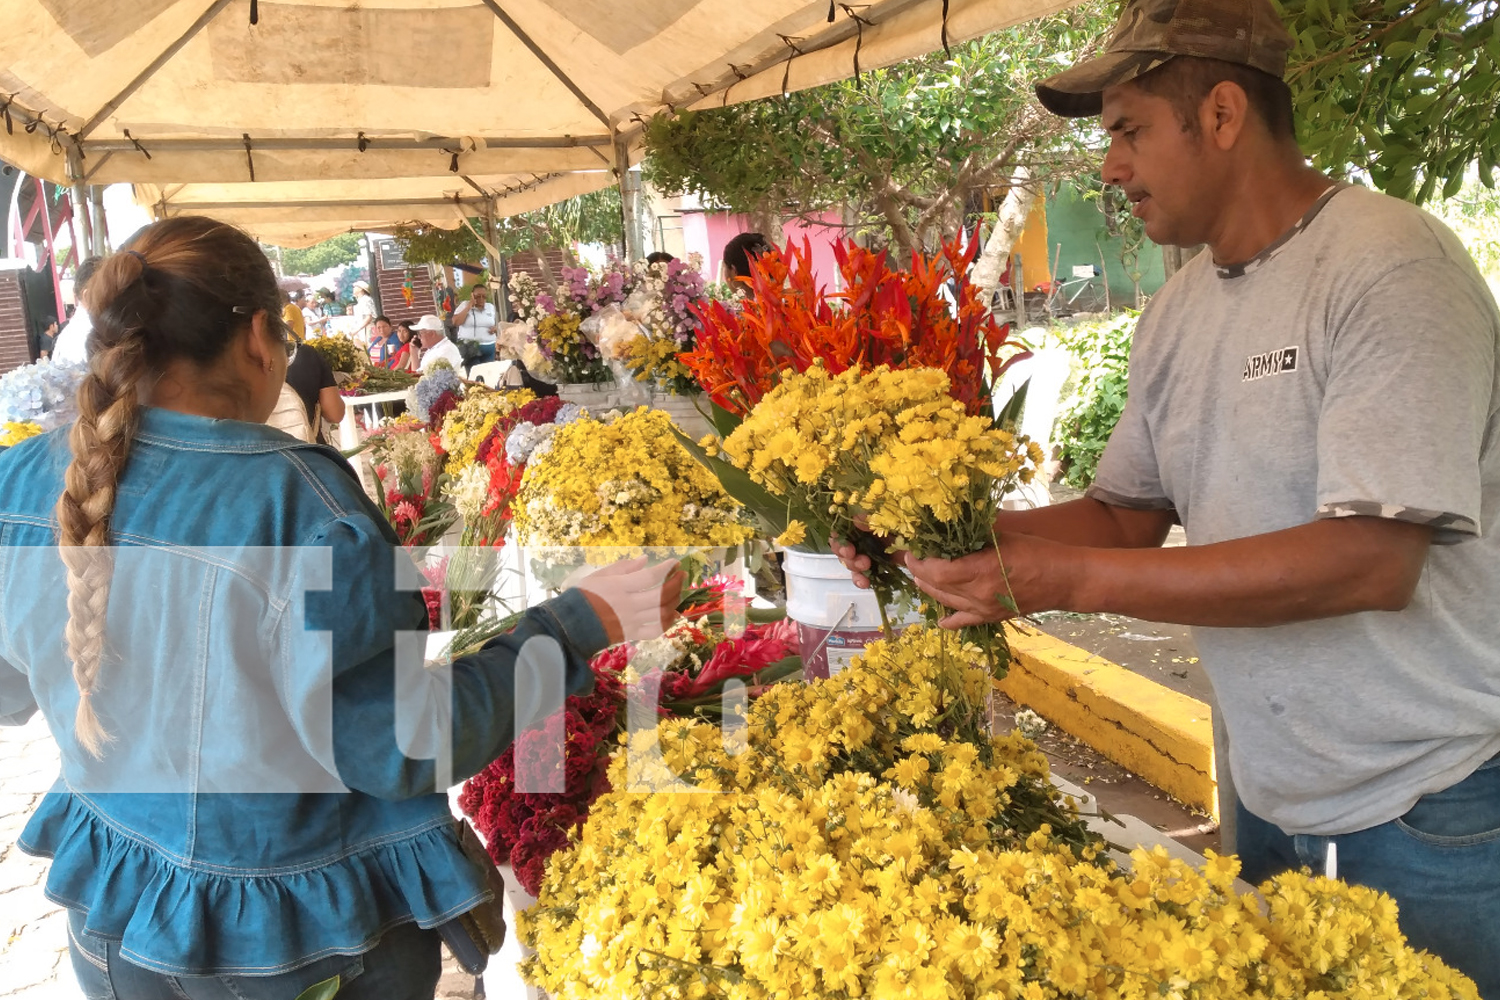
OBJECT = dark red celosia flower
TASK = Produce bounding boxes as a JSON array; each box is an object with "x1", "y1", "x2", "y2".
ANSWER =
[{"x1": 426, "y1": 389, "x2": 460, "y2": 430}]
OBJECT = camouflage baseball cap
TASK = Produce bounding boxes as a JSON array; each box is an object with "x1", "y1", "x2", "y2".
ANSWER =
[{"x1": 1035, "y1": 0, "x2": 1296, "y2": 118}]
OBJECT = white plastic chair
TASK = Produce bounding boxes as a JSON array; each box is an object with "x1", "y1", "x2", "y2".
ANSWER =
[{"x1": 467, "y1": 360, "x2": 513, "y2": 387}]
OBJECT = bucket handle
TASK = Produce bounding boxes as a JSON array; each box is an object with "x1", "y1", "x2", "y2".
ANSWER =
[{"x1": 806, "y1": 601, "x2": 857, "y2": 662}]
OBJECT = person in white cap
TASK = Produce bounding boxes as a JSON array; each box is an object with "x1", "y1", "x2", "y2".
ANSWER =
[
  {"x1": 414, "y1": 313, "x2": 463, "y2": 373},
  {"x1": 350, "y1": 279, "x2": 376, "y2": 346}
]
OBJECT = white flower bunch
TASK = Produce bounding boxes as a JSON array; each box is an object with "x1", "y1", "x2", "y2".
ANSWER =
[
  {"x1": 594, "y1": 477, "x2": 660, "y2": 516},
  {"x1": 444, "y1": 463, "x2": 492, "y2": 524}
]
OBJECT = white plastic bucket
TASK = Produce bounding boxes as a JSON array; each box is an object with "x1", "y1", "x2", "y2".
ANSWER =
[
  {"x1": 783, "y1": 549, "x2": 916, "y2": 680},
  {"x1": 555, "y1": 380, "x2": 621, "y2": 411},
  {"x1": 651, "y1": 391, "x2": 715, "y2": 440}
]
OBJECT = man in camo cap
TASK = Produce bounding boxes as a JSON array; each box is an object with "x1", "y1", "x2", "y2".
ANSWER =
[{"x1": 839, "y1": 0, "x2": 1500, "y2": 987}]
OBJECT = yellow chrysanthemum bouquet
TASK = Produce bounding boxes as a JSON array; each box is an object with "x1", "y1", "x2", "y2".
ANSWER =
[
  {"x1": 520, "y1": 625, "x2": 1477, "y2": 1000},
  {"x1": 513, "y1": 408, "x2": 755, "y2": 585},
  {"x1": 710, "y1": 363, "x2": 1042, "y2": 668}
]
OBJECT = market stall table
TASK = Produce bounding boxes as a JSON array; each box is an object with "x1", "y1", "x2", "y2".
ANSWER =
[{"x1": 338, "y1": 388, "x2": 410, "y2": 451}]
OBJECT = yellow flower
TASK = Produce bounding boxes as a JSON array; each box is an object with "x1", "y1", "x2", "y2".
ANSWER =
[
  {"x1": 775, "y1": 520, "x2": 807, "y2": 547},
  {"x1": 0, "y1": 421, "x2": 42, "y2": 448}
]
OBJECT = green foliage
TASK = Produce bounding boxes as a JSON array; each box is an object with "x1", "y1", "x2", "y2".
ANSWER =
[
  {"x1": 1054, "y1": 311, "x2": 1138, "y2": 488},
  {"x1": 1429, "y1": 169, "x2": 1500, "y2": 279},
  {"x1": 643, "y1": 2, "x2": 1117, "y2": 252},
  {"x1": 495, "y1": 187, "x2": 624, "y2": 256},
  {"x1": 1280, "y1": 0, "x2": 1500, "y2": 203},
  {"x1": 392, "y1": 189, "x2": 624, "y2": 267},
  {"x1": 293, "y1": 976, "x2": 340, "y2": 1000},
  {"x1": 392, "y1": 223, "x2": 486, "y2": 267},
  {"x1": 278, "y1": 234, "x2": 363, "y2": 276}
]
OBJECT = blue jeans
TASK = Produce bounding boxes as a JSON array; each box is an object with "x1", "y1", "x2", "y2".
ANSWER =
[
  {"x1": 1237, "y1": 754, "x2": 1500, "y2": 998},
  {"x1": 66, "y1": 909, "x2": 443, "y2": 1000}
]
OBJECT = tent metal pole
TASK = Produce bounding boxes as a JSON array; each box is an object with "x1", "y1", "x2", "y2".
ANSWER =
[
  {"x1": 479, "y1": 0, "x2": 612, "y2": 129},
  {"x1": 78, "y1": 0, "x2": 237, "y2": 140},
  {"x1": 483, "y1": 198, "x2": 500, "y2": 275},
  {"x1": 90, "y1": 185, "x2": 108, "y2": 255},
  {"x1": 614, "y1": 136, "x2": 642, "y2": 262},
  {"x1": 65, "y1": 146, "x2": 93, "y2": 258}
]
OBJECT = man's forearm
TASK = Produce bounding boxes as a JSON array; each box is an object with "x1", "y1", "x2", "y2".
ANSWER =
[
  {"x1": 995, "y1": 497, "x2": 1174, "y2": 549},
  {"x1": 1066, "y1": 517, "x2": 1432, "y2": 626}
]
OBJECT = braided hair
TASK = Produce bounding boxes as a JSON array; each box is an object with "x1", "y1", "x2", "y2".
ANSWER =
[{"x1": 55, "y1": 216, "x2": 282, "y2": 756}]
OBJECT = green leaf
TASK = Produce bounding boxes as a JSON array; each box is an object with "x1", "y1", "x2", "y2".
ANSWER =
[
  {"x1": 294, "y1": 977, "x2": 341, "y2": 1000},
  {"x1": 994, "y1": 376, "x2": 1031, "y2": 434},
  {"x1": 708, "y1": 400, "x2": 741, "y2": 438},
  {"x1": 670, "y1": 426, "x2": 820, "y2": 549}
]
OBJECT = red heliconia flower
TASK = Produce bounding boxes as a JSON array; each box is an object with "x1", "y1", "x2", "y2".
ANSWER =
[{"x1": 680, "y1": 235, "x2": 1024, "y2": 417}]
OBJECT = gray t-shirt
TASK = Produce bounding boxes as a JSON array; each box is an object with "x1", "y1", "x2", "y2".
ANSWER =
[{"x1": 1090, "y1": 184, "x2": 1500, "y2": 835}]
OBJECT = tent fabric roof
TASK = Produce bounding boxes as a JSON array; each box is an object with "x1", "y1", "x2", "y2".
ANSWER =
[{"x1": 0, "y1": 0, "x2": 1072, "y2": 240}]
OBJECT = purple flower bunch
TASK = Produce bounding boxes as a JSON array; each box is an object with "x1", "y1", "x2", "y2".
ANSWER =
[
  {"x1": 660, "y1": 259, "x2": 707, "y2": 348},
  {"x1": 535, "y1": 261, "x2": 637, "y2": 321}
]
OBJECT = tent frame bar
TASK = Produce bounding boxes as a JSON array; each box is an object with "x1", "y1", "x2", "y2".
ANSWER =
[
  {"x1": 80, "y1": 134, "x2": 613, "y2": 154},
  {"x1": 166, "y1": 196, "x2": 491, "y2": 211},
  {"x1": 478, "y1": 0, "x2": 613, "y2": 129},
  {"x1": 678, "y1": 0, "x2": 928, "y2": 106},
  {"x1": 78, "y1": 0, "x2": 237, "y2": 140}
]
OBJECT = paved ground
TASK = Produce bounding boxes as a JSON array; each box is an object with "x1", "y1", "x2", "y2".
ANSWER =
[{"x1": 0, "y1": 715, "x2": 69, "y2": 1000}]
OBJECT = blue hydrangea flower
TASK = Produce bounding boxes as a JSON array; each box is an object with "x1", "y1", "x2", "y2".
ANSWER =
[{"x1": 0, "y1": 361, "x2": 87, "y2": 430}]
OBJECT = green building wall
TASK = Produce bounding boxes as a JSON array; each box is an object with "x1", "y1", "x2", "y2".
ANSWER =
[{"x1": 1043, "y1": 181, "x2": 1167, "y2": 308}]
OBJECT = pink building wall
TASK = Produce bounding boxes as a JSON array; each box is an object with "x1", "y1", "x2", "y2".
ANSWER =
[{"x1": 679, "y1": 211, "x2": 846, "y2": 292}]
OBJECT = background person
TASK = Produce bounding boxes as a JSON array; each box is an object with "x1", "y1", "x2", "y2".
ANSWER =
[
  {"x1": 51, "y1": 256, "x2": 103, "y2": 365},
  {"x1": 838, "y1": 0, "x2": 1500, "y2": 989},
  {"x1": 0, "y1": 215, "x2": 683, "y2": 1000},
  {"x1": 414, "y1": 313, "x2": 464, "y2": 373},
  {"x1": 451, "y1": 283, "x2": 498, "y2": 369},
  {"x1": 281, "y1": 289, "x2": 306, "y2": 342},
  {"x1": 284, "y1": 338, "x2": 345, "y2": 445},
  {"x1": 33, "y1": 316, "x2": 58, "y2": 361},
  {"x1": 303, "y1": 290, "x2": 330, "y2": 338},
  {"x1": 720, "y1": 232, "x2": 773, "y2": 289},
  {"x1": 350, "y1": 279, "x2": 377, "y2": 345},
  {"x1": 385, "y1": 320, "x2": 420, "y2": 372},
  {"x1": 367, "y1": 315, "x2": 398, "y2": 366}
]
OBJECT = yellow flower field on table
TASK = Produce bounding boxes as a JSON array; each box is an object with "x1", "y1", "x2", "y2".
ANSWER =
[
  {"x1": 514, "y1": 407, "x2": 754, "y2": 551},
  {"x1": 519, "y1": 626, "x2": 1477, "y2": 1000}
]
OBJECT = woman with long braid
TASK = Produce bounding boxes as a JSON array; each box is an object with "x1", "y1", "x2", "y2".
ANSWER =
[{"x1": 0, "y1": 217, "x2": 682, "y2": 999}]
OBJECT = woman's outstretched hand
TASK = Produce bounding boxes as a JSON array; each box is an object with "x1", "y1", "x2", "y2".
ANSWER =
[{"x1": 573, "y1": 557, "x2": 687, "y2": 644}]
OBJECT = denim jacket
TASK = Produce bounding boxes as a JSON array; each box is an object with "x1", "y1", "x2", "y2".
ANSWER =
[{"x1": 0, "y1": 409, "x2": 607, "y2": 976}]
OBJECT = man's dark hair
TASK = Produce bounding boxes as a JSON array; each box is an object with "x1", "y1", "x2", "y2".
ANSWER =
[
  {"x1": 722, "y1": 232, "x2": 774, "y2": 281},
  {"x1": 374, "y1": 314, "x2": 392, "y2": 327},
  {"x1": 646, "y1": 251, "x2": 675, "y2": 265},
  {"x1": 1132, "y1": 56, "x2": 1295, "y2": 141},
  {"x1": 75, "y1": 256, "x2": 104, "y2": 295}
]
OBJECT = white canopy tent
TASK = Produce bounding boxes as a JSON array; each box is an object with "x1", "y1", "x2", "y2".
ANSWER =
[{"x1": 0, "y1": 0, "x2": 1074, "y2": 245}]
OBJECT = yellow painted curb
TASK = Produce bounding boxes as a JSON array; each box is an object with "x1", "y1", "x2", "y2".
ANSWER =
[{"x1": 1000, "y1": 627, "x2": 1218, "y2": 819}]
